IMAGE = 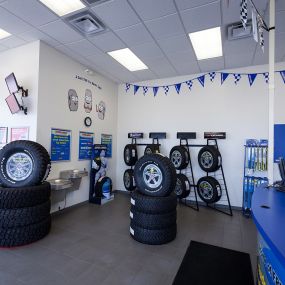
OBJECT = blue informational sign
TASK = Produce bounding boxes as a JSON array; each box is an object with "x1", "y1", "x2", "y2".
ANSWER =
[
  {"x1": 101, "y1": 134, "x2": 112, "y2": 158},
  {"x1": 51, "y1": 128, "x2": 71, "y2": 162},
  {"x1": 274, "y1": 124, "x2": 285, "y2": 162},
  {"x1": 79, "y1": 131, "x2": 94, "y2": 160}
]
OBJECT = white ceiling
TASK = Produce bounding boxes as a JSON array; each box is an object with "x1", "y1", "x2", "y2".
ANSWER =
[{"x1": 0, "y1": 0, "x2": 284, "y2": 83}]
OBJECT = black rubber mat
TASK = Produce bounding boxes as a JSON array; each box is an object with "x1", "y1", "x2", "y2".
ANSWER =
[{"x1": 173, "y1": 241, "x2": 254, "y2": 285}]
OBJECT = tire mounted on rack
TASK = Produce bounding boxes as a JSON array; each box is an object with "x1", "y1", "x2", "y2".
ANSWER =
[
  {"x1": 175, "y1": 174, "x2": 191, "y2": 199},
  {"x1": 197, "y1": 176, "x2": 222, "y2": 204},
  {"x1": 144, "y1": 144, "x2": 160, "y2": 155},
  {"x1": 0, "y1": 140, "x2": 51, "y2": 188},
  {"x1": 131, "y1": 191, "x2": 177, "y2": 214},
  {"x1": 198, "y1": 145, "x2": 221, "y2": 172},
  {"x1": 0, "y1": 182, "x2": 51, "y2": 209},
  {"x1": 169, "y1": 146, "x2": 189, "y2": 170},
  {"x1": 124, "y1": 144, "x2": 138, "y2": 166},
  {"x1": 134, "y1": 154, "x2": 177, "y2": 197},
  {"x1": 130, "y1": 206, "x2": 176, "y2": 230},
  {"x1": 130, "y1": 220, "x2": 176, "y2": 245},
  {"x1": 123, "y1": 169, "x2": 136, "y2": 191}
]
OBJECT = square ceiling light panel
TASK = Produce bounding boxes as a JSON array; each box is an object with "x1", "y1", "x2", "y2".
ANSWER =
[
  {"x1": 108, "y1": 48, "x2": 148, "y2": 71},
  {"x1": 189, "y1": 27, "x2": 223, "y2": 60},
  {"x1": 0, "y1": 28, "x2": 11, "y2": 40},
  {"x1": 39, "y1": 0, "x2": 86, "y2": 16}
]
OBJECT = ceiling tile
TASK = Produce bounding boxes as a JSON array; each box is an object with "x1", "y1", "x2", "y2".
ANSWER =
[
  {"x1": 131, "y1": 41, "x2": 164, "y2": 60},
  {"x1": 115, "y1": 23, "x2": 153, "y2": 46},
  {"x1": 225, "y1": 52, "x2": 254, "y2": 69},
  {"x1": 181, "y1": 1, "x2": 221, "y2": 33},
  {"x1": 89, "y1": 31, "x2": 126, "y2": 52},
  {"x1": 0, "y1": 0, "x2": 58, "y2": 26},
  {"x1": 145, "y1": 13, "x2": 185, "y2": 40},
  {"x1": 277, "y1": 0, "x2": 285, "y2": 11},
  {"x1": 91, "y1": 0, "x2": 140, "y2": 30},
  {"x1": 0, "y1": 35, "x2": 26, "y2": 48},
  {"x1": 66, "y1": 39, "x2": 102, "y2": 57},
  {"x1": 276, "y1": 11, "x2": 285, "y2": 33},
  {"x1": 18, "y1": 28, "x2": 60, "y2": 47},
  {"x1": 198, "y1": 57, "x2": 224, "y2": 72},
  {"x1": 128, "y1": 0, "x2": 176, "y2": 21},
  {"x1": 175, "y1": 0, "x2": 218, "y2": 11},
  {"x1": 223, "y1": 37, "x2": 257, "y2": 56},
  {"x1": 0, "y1": 7, "x2": 33, "y2": 34},
  {"x1": 134, "y1": 69, "x2": 157, "y2": 81},
  {"x1": 39, "y1": 20, "x2": 84, "y2": 44},
  {"x1": 157, "y1": 34, "x2": 192, "y2": 54},
  {"x1": 0, "y1": 44, "x2": 8, "y2": 52}
]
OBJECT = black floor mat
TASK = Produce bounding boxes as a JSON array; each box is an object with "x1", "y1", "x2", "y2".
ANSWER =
[{"x1": 173, "y1": 241, "x2": 254, "y2": 285}]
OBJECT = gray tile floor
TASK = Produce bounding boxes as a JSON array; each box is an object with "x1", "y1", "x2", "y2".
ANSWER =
[{"x1": 0, "y1": 193, "x2": 257, "y2": 285}]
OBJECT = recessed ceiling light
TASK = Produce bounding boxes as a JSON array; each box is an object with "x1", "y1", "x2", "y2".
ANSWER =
[
  {"x1": 108, "y1": 48, "x2": 148, "y2": 72},
  {"x1": 39, "y1": 0, "x2": 86, "y2": 16},
  {"x1": 189, "y1": 27, "x2": 223, "y2": 60},
  {"x1": 0, "y1": 28, "x2": 11, "y2": 40}
]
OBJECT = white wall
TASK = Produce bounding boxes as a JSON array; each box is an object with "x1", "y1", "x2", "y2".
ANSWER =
[
  {"x1": 0, "y1": 42, "x2": 40, "y2": 141},
  {"x1": 116, "y1": 63, "x2": 285, "y2": 208},
  {"x1": 37, "y1": 42, "x2": 118, "y2": 212}
]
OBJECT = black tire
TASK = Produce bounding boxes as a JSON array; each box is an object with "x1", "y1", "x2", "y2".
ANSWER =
[
  {"x1": 0, "y1": 200, "x2": 51, "y2": 228},
  {"x1": 144, "y1": 144, "x2": 160, "y2": 155},
  {"x1": 130, "y1": 220, "x2": 176, "y2": 245},
  {"x1": 169, "y1": 146, "x2": 189, "y2": 170},
  {"x1": 175, "y1": 174, "x2": 191, "y2": 199},
  {"x1": 95, "y1": 176, "x2": 112, "y2": 197},
  {"x1": 130, "y1": 206, "x2": 176, "y2": 230},
  {"x1": 0, "y1": 140, "x2": 51, "y2": 188},
  {"x1": 0, "y1": 216, "x2": 51, "y2": 247},
  {"x1": 124, "y1": 144, "x2": 138, "y2": 166},
  {"x1": 198, "y1": 146, "x2": 221, "y2": 172},
  {"x1": 123, "y1": 169, "x2": 136, "y2": 191},
  {"x1": 134, "y1": 154, "x2": 177, "y2": 197},
  {"x1": 197, "y1": 176, "x2": 222, "y2": 204},
  {"x1": 0, "y1": 182, "x2": 51, "y2": 209},
  {"x1": 131, "y1": 191, "x2": 177, "y2": 214}
]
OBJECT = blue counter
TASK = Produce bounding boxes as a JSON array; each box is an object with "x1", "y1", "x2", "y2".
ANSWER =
[{"x1": 252, "y1": 184, "x2": 285, "y2": 285}]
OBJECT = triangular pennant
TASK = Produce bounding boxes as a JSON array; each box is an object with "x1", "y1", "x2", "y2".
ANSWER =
[
  {"x1": 233, "y1": 73, "x2": 241, "y2": 85},
  {"x1": 134, "y1": 85, "x2": 140, "y2": 95},
  {"x1": 197, "y1": 75, "x2": 205, "y2": 87},
  {"x1": 209, "y1": 72, "x2": 216, "y2": 82},
  {"x1": 263, "y1": 72, "x2": 269, "y2": 84},
  {"x1": 248, "y1": 73, "x2": 257, "y2": 86},
  {"x1": 125, "y1": 83, "x2": 131, "y2": 92},
  {"x1": 221, "y1": 73, "x2": 230, "y2": 85},
  {"x1": 153, "y1": 87, "x2": 159, "y2": 97},
  {"x1": 175, "y1": 83, "x2": 182, "y2": 94},
  {"x1": 143, "y1": 86, "x2": 148, "y2": 96},
  {"x1": 280, "y1": 71, "x2": 285, "y2": 84},
  {"x1": 186, "y1": 80, "x2": 193, "y2": 90},
  {"x1": 163, "y1": 86, "x2": 170, "y2": 95}
]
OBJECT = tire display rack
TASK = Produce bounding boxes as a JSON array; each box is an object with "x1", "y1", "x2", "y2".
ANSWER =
[
  {"x1": 188, "y1": 132, "x2": 233, "y2": 216},
  {"x1": 174, "y1": 132, "x2": 199, "y2": 211}
]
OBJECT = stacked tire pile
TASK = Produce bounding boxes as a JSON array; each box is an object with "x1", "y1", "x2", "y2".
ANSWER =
[
  {"x1": 129, "y1": 154, "x2": 177, "y2": 245},
  {"x1": 169, "y1": 146, "x2": 191, "y2": 199},
  {"x1": 197, "y1": 146, "x2": 223, "y2": 204},
  {"x1": 0, "y1": 140, "x2": 51, "y2": 247}
]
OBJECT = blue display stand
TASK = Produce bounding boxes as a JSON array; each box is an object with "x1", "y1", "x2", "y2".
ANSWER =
[{"x1": 252, "y1": 185, "x2": 285, "y2": 284}]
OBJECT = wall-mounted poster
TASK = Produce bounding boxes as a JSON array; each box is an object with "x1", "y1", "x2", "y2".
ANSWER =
[
  {"x1": 68, "y1": 89, "x2": 78, "y2": 111},
  {"x1": 79, "y1": 131, "x2": 94, "y2": 160},
  {"x1": 84, "y1": 89, "x2": 92, "y2": 113},
  {"x1": 101, "y1": 134, "x2": 112, "y2": 158},
  {"x1": 96, "y1": 101, "x2": 106, "y2": 120},
  {"x1": 0, "y1": 127, "x2": 8, "y2": 149},
  {"x1": 51, "y1": 128, "x2": 71, "y2": 162},
  {"x1": 11, "y1": 127, "x2": 29, "y2": 141}
]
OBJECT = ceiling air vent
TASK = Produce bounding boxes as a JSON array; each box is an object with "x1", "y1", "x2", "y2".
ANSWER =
[
  {"x1": 227, "y1": 20, "x2": 252, "y2": 41},
  {"x1": 66, "y1": 11, "x2": 105, "y2": 36},
  {"x1": 81, "y1": 0, "x2": 110, "y2": 6}
]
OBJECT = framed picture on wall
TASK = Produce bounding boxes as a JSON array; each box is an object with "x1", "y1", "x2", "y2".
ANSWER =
[
  {"x1": 11, "y1": 127, "x2": 29, "y2": 141},
  {"x1": 0, "y1": 127, "x2": 8, "y2": 149}
]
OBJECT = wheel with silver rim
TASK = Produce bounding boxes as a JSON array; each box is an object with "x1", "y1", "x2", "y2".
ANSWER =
[
  {"x1": 198, "y1": 146, "x2": 221, "y2": 172},
  {"x1": 175, "y1": 174, "x2": 191, "y2": 199},
  {"x1": 169, "y1": 146, "x2": 189, "y2": 170},
  {"x1": 123, "y1": 169, "x2": 136, "y2": 191},
  {"x1": 0, "y1": 140, "x2": 51, "y2": 188},
  {"x1": 197, "y1": 176, "x2": 221, "y2": 204},
  {"x1": 134, "y1": 154, "x2": 176, "y2": 197},
  {"x1": 124, "y1": 144, "x2": 138, "y2": 166}
]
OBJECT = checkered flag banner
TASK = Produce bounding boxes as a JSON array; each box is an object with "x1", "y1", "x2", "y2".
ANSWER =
[
  {"x1": 143, "y1": 86, "x2": 148, "y2": 96},
  {"x1": 263, "y1": 73, "x2": 269, "y2": 84},
  {"x1": 209, "y1": 72, "x2": 216, "y2": 82},
  {"x1": 240, "y1": 0, "x2": 248, "y2": 30},
  {"x1": 233, "y1": 74, "x2": 241, "y2": 85},
  {"x1": 257, "y1": 15, "x2": 264, "y2": 52},
  {"x1": 186, "y1": 80, "x2": 193, "y2": 90},
  {"x1": 163, "y1": 86, "x2": 170, "y2": 95},
  {"x1": 125, "y1": 83, "x2": 131, "y2": 92}
]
